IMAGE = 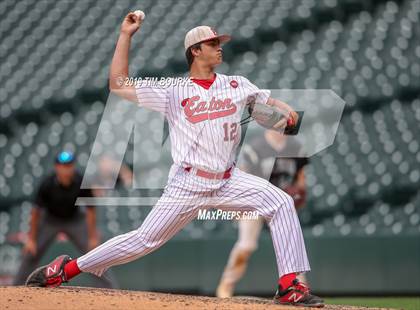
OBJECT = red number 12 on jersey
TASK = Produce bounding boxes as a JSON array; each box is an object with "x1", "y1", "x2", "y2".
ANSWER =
[{"x1": 223, "y1": 122, "x2": 239, "y2": 142}]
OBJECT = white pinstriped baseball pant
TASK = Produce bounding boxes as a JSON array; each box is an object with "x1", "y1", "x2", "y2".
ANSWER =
[{"x1": 77, "y1": 165, "x2": 310, "y2": 278}]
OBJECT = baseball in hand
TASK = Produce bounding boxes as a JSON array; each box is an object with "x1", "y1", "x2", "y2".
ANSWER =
[{"x1": 134, "y1": 10, "x2": 145, "y2": 21}]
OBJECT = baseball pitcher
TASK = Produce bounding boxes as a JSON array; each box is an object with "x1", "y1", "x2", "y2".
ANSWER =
[{"x1": 25, "y1": 11, "x2": 323, "y2": 307}]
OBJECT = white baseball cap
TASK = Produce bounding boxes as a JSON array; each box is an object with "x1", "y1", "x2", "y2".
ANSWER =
[{"x1": 184, "y1": 26, "x2": 231, "y2": 51}]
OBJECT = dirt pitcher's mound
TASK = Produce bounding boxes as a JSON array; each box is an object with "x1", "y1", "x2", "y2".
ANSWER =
[{"x1": 0, "y1": 286, "x2": 392, "y2": 310}]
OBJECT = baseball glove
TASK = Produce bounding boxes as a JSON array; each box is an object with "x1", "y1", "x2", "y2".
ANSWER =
[
  {"x1": 284, "y1": 186, "x2": 306, "y2": 209},
  {"x1": 245, "y1": 98, "x2": 300, "y2": 134},
  {"x1": 247, "y1": 101, "x2": 287, "y2": 129}
]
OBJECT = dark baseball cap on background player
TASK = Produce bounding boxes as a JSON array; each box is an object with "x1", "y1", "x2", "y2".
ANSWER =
[
  {"x1": 55, "y1": 151, "x2": 75, "y2": 165},
  {"x1": 54, "y1": 151, "x2": 77, "y2": 192},
  {"x1": 184, "y1": 26, "x2": 231, "y2": 50}
]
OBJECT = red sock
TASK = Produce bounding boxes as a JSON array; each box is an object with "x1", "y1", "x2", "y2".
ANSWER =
[
  {"x1": 64, "y1": 259, "x2": 81, "y2": 280},
  {"x1": 278, "y1": 272, "x2": 297, "y2": 289}
]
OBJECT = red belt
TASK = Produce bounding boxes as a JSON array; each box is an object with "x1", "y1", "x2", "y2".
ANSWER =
[{"x1": 184, "y1": 166, "x2": 232, "y2": 180}]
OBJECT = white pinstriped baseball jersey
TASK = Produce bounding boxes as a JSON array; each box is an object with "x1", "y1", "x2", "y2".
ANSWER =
[{"x1": 135, "y1": 73, "x2": 270, "y2": 173}]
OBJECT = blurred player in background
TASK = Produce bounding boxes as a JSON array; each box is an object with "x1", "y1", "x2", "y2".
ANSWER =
[
  {"x1": 90, "y1": 154, "x2": 133, "y2": 198},
  {"x1": 217, "y1": 130, "x2": 309, "y2": 298},
  {"x1": 13, "y1": 151, "x2": 116, "y2": 288}
]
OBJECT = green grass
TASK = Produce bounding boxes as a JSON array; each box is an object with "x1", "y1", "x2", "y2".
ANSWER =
[{"x1": 324, "y1": 297, "x2": 420, "y2": 310}]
